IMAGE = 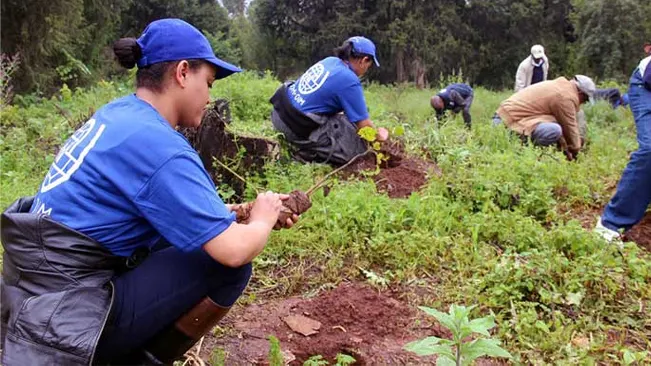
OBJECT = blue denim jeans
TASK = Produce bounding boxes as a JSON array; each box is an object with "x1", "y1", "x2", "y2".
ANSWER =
[
  {"x1": 602, "y1": 71, "x2": 651, "y2": 231},
  {"x1": 492, "y1": 114, "x2": 561, "y2": 146},
  {"x1": 95, "y1": 245, "x2": 252, "y2": 361}
]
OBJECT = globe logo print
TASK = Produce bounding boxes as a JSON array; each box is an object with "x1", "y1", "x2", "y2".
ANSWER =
[
  {"x1": 41, "y1": 118, "x2": 106, "y2": 193},
  {"x1": 297, "y1": 63, "x2": 330, "y2": 95}
]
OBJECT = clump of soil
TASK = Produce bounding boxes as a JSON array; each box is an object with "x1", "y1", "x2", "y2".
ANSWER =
[
  {"x1": 623, "y1": 212, "x2": 651, "y2": 251},
  {"x1": 199, "y1": 283, "x2": 444, "y2": 365},
  {"x1": 232, "y1": 190, "x2": 313, "y2": 225},
  {"x1": 344, "y1": 140, "x2": 441, "y2": 199}
]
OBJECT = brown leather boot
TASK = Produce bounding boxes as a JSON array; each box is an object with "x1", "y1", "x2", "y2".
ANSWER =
[{"x1": 143, "y1": 297, "x2": 231, "y2": 364}]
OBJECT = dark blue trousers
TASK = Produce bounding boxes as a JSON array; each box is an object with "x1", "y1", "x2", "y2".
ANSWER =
[{"x1": 95, "y1": 246, "x2": 252, "y2": 361}]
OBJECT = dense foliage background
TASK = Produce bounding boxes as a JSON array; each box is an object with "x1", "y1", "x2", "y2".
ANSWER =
[{"x1": 1, "y1": 0, "x2": 650, "y2": 95}]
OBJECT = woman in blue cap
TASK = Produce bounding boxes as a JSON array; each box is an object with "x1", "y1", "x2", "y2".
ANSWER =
[
  {"x1": 0, "y1": 19, "x2": 298, "y2": 365},
  {"x1": 270, "y1": 36, "x2": 389, "y2": 165}
]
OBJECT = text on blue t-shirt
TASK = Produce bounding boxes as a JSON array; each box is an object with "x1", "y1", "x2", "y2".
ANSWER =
[{"x1": 287, "y1": 57, "x2": 369, "y2": 123}]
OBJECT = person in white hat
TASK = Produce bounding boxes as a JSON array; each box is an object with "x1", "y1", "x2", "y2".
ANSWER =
[{"x1": 515, "y1": 44, "x2": 549, "y2": 92}]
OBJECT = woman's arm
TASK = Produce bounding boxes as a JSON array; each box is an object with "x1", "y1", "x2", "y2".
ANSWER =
[{"x1": 203, "y1": 192, "x2": 281, "y2": 267}]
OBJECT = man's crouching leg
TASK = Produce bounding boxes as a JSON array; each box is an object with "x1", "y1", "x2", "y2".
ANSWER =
[{"x1": 530, "y1": 122, "x2": 562, "y2": 147}]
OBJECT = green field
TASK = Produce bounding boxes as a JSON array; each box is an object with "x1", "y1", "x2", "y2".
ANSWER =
[{"x1": 1, "y1": 73, "x2": 649, "y2": 364}]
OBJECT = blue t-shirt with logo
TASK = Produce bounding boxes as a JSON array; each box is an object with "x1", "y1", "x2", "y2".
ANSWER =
[
  {"x1": 287, "y1": 56, "x2": 369, "y2": 123},
  {"x1": 31, "y1": 94, "x2": 235, "y2": 257}
]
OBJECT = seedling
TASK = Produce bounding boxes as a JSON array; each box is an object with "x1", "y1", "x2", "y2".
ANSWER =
[
  {"x1": 268, "y1": 335, "x2": 283, "y2": 366},
  {"x1": 404, "y1": 304, "x2": 512, "y2": 366},
  {"x1": 220, "y1": 150, "x2": 372, "y2": 225}
]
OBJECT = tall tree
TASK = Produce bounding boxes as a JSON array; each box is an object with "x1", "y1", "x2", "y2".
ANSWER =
[{"x1": 572, "y1": 0, "x2": 650, "y2": 81}]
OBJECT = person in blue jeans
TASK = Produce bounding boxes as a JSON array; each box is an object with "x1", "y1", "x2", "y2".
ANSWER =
[
  {"x1": 596, "y1": 55, "x2": 651, "y2": 241},
  {"x1": 1, "y1": 19, "x2": 299, "y2": 365}
]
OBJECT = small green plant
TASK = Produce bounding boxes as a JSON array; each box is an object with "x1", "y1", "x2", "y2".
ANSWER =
[
  {"x1": 301, "y1": 353, "x2": 356, "y2": 366},
  {"x1": 209, "y1": 347, "x2": 227, "y2": 366},
  {"x1": 404, "y1": 304, "x2": 512, "y2": 366},
  {"x1": 334, "y1": 353, "x2": 356, "y2": 365},
  {"x1": 359, "y1": 267, "x2": 390, "y2": 288},
  {"x1": 268, "y1": 335, "x2": 284, "y2": 366},
  {"x1": 357, "y1": 126, "x2": 389, "y2": 172},
  {"x1": 303, "y1": 355, "x2": 329, "y2": 366},
  {"x1": 622, "y1": 349, "x2": 648, "y2": 365}
]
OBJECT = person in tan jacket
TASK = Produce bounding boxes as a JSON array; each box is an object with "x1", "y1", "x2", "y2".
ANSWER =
[{"x1": 493, "y1": 75, "x2": 596, "y2": 160}]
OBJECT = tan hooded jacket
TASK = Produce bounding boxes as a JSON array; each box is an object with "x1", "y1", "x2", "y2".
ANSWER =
[{"x1": 497, "y1": 77, "x2": 581, "y2": 152}]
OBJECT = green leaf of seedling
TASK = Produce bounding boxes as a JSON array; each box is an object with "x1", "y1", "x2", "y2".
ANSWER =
[
  {"x1": 461, "y1": 339, "x2": 512, "y2": 364},
  {"x1": 372, "y1": 141, "x2": 381, "y2": 150},
  {"x1": 335, "y1": 353, "x2": 356, "y2": 366},
  {"x1": 418, "y1": 306, "x2": 457, "y2": 334},
  {"x1": 393, "y1": 125, "x2": 405, "y2": 137},
  {"x1": 534, "y1": 320, "x2": 550, "y2": 334},
  {"x1": 623, "y1": 350, "x2": 635, "y2": 366},
  {"x1": 466, "y1": 316, "x2": 495, "y2": 337},
  {"x1": 404, "y1": 337, "x2": 454, "y2": 358},
  {"x1": 565, "y1": 291, "x2": 584, "y2": 306},
  {"x1": 450, "y1": 304, "x2": 474, "y2": 324},
  {"x1": 358, "y1": 126, "x2": 377, "y2": 142},
  {"x1": 436, "y1": 355, "x2": 457, "y2": 366}
]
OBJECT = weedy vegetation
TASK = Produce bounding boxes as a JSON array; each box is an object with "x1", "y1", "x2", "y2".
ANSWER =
[{"x1": 1, "y1": 72, "x2": 649, "y2": 364}]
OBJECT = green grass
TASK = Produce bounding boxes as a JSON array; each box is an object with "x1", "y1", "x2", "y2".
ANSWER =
[{"x1": 1, "y1": 72, "x2": 649, "y2": 364}]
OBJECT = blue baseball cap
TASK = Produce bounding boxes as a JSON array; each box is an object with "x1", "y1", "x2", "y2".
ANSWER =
[
  {"x1": 136, "y1": 18, "x2": 241, "y2": 79},
  {"x1": 347, "y1": 36, "x2": 380, "y2": 67}
]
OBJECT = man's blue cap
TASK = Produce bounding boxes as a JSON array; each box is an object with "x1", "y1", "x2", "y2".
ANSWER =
[
  {"x1": 136, "y1": 18, "x2": 241, "y2": 79},
  {"x1": 347, "y1": 36, "x2": 380, "y2": 67}
]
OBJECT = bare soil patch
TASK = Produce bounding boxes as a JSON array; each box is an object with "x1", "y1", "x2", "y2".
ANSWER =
[
  {"x1": 199, "y1": 283, "x2": 444, "y2": 365},
  {"x1": 343, "y1": 141, "x2": 441, "y2": 199}
]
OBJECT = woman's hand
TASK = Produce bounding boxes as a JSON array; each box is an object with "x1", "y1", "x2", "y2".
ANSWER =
[
  {"x1": 377, "y1": 127, "x2": 390, "y2": 141},
  {"x1": 274, "y1": 194, "x2": 300, "y2": 230},
  {"x1": 249, "y1": 191, "x2": 283, "y2": 228}
]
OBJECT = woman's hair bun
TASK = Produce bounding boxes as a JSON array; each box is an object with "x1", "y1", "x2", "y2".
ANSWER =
[{"x1": 113, "y1": 38, "x2": 142, "y2": 69}]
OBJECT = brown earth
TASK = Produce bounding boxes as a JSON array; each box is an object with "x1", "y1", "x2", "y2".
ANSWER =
[
  {"x1": 197, "y1": 283, "x2": 447, "y2": 365},
  {"x1": 343, "y1": 140, "x2": 441, "y2": 199},
  {"x1": 622, "y1": 212, "x2": 651, "y2": 251},
  {"x1": 560, "y1": 202, "x2": 651, "y2": 252}
]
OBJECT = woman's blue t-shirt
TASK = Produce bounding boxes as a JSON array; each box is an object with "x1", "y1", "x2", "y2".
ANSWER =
[
  {"x1": 30, "y1": 94, "x2": 235, "y2": 257},
  {"x1": 287, "y1": 56, "x2": 369, "y2": 123}
]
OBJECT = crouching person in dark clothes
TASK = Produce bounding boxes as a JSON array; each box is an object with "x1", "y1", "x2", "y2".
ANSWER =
[
  {"x1": 0, "y1": 19, "x2": 299, "y2": 366},
  {"x1": 270, "y1": 37, "x2": 389, "y2": 166},
  {"x1": 594, "y1": 88, "x2": 628, "y2": 109},
  {"x1": 430, "y1": 83, "x2": 474, "y2": 128}
]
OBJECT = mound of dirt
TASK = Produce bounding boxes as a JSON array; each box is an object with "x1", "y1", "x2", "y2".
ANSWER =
[
  {"x1": 199, "y1": 283, "x2": 444, "y2": 365},
  {"x1": 344, "y1": 140, "x2": 441, "y2": 199},
  {"x1": 623, "y1": 212, "x2": 651, "y2": 251},
  {"x1": 180, "y1": 100, "x2": 279, "y2": 200}
]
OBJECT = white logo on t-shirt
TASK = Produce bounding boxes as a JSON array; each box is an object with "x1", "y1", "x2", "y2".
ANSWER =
[
  {"x1": 41, "y1": 118, "x2": 105, "y2": 193},
  {"x1": 297, "y1": 63, "x2": 330, "y2": 95}
]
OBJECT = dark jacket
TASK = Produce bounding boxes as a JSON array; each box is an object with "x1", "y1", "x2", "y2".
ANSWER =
[
  {"x1": 594, "y1": 88, "x2": 623, "y2": 108},
  {"x1": 1, "y1": 197, "x2": 121, "y2": 365},
  {"x1": 436, "y1": 83, "x2": 474, "y2": 125},
  {"x1": 270, "y1": 83, "x2": 320, "y2": 139}
]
